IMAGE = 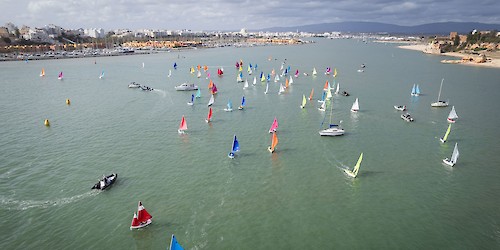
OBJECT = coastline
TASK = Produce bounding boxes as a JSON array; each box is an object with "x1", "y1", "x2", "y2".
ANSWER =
[{"x1": 398, "y1": 44, "x2": 500, "y2": 69}]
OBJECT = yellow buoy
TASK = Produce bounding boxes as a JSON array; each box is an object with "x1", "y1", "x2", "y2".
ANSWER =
[
  {"x1": 44, "y1": 119, "x2": 50, "y2": 126},
  {"x1": 66, "y1": 99, "x2": 70, "y2": 105}
]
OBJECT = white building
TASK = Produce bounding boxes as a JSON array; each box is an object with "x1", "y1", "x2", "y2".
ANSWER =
[{"x1": 84, "y1": 28, "x2": 105, "y2": 38}]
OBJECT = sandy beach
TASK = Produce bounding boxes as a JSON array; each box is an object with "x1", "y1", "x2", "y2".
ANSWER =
[{"x1": 398, "y1": 44, "x2": 500, "y2": 69}]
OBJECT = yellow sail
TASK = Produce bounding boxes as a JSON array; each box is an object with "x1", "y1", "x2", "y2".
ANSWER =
[
  {"x1": 333, "y1": 68, "x2": 338, "y2": 77},
  {"x1": 261, "y1": 74, "x2": 266, "y2": 82},
  {"x1": 301, "y1": 94, "x2": 307, "y2": 108},
  {"x1": 441, "y1": 124, "x2": 451, "y2": 142},
  {"x1": 352, "y1": 153, "x2": 363, "y2": 177}
]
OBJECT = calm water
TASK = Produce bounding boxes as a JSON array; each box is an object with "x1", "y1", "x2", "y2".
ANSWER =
[{"x1": 1, "y1": 39, "x2": 500, "y2": 249}]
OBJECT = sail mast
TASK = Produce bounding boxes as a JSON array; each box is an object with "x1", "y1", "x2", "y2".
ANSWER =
[{"x1": 437, "y1": 78, "x2": 444, "y2": 101}]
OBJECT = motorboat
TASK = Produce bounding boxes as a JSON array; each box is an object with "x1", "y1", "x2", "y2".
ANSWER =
[
  {"x1": 401, "y1": 113, "x2": 414, "y2": 122},
  {"x1": 394, "y1": 105, "x2": 407, "y2": 111},
  {"x1": 175, "y1": 83, "x2": 198, "y2": 91},
  {"x1": 319, "y1": 124, "x2": 345, "y2": 136},
  {"x1": 140, "y1": 85, "x2": 154, "y2": 91},
  {"x1": 341, "y1": 91, "x2": 350, "y2": 96},
  {"x1": 91, "y1": 173, "x2": 117, "y2": 190},
  {"x1": 128, "y1": 82, "x2": 141, "y2": 88}
]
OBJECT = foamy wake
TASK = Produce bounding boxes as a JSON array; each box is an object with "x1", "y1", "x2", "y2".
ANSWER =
[{"x1": 1, "y1": 191, "x2": 98, "y2": 210}]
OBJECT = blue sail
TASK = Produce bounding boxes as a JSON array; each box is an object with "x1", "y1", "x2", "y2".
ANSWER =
[
  {"x1": 249, "y1": 63, "x2": 253, "y2": 69},
  {"x1": 191, "y1": 94, "x2": 194, "y2": 102},
  {"x1": 254, "y1": 64, "x2": 258, "y2": 70},
  {"x1": 415, "y1": 84, "x2": 420, "y2": 95},
  {"x1": 169, "y1": 234, "x2": 184, "y2": 250},
  {"x1": 411, "y1": 84, "x2": 416, "y2": 95},
  {"x1": 173, "y1": 62, "x2": 177, "y2": 69},
  {"x1": 267, "y1": 74, "x2": 271, "y2": 81},
  {"x1": 260, "y1": 71, "x2": 263, "y2": 78},
  {"x1": 241, "y1": 96, "x2": 245, "y2": 107},
  {"x1": 232, "y1": 135, "x2": 240, "y2": 152},
  {"x1": 227, "y1": 100, "x2": 232, "y2": 109},
  {"x1": 239, "y1": 72, "x2": 243, "y2": 78},
  {"x1": 321, "y1": 91, "x2": 326, "y2": 101},
  {"x1": 195, "y1": 89, "x2": 201, "y2": 98}
]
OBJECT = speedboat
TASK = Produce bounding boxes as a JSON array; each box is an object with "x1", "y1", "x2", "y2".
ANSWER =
[
  {"x1": 128, "y1": 82, "x2": 141, "y2": 88},
  {"x1": 401, "y1": 113, "x2": 414, "y2": 122},
  {"x1": 319, "y1": 124, "x2": 345, "y2": 136},
  {"x1": 91, "y1": 173, "x2": 117, "y2": 190},
  {"x1": 140, "y1": 86, "x2": 154, "y2": 91},
  {"x1": 175, "y1": 83, "x2": 198, "y2": 91},
  {"x1": 394, "y1": 105, "x2": 407, "y2": 111},
  {"x1": 341, "y1": 91, "x2": 350, "y2": 96}
]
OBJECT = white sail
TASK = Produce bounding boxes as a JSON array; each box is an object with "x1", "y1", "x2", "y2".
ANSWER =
[
  {"x1": 448, "y1": 106, "x2": 458, "y2": 121},
  {"x1": 207, "y1": 95, "x2": 215, "y2": 106},
  {"x1": 243, "y1": 80, "x2": 249, "y2": 89},
  {"x1": 351, "y1": 98, "x2": 359, "y2": 112},
  {"x1": 335, "y1": 82, "x2": 340, "y2": 94},
  {"x1": 443, "y1": 143, "x2": 459, "y2": 166},
  {"x1": 264, "y1": 82, "x2": 269, "y2": 94},
  {"x1": 278, "y1": 83, "x2": 285, "y2": 95},
  {"x1": 253, "y1": 76, "x2": 257, "y2": 85},
  {"x1": 431, "y1": 78, "x2": 448, "y2": 107}
]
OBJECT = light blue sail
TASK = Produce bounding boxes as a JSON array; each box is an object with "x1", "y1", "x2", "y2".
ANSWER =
[
  {"x1": 169, "y1": 234, "x2": 184, "y2": 250},
  {"x1": 195, "y1": 89, "x2": 201, "y2": 98}
]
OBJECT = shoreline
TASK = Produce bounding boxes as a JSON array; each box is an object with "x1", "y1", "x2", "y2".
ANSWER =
[{"x1": 398, "y1": 44, "x2": 500, "y2": 69}]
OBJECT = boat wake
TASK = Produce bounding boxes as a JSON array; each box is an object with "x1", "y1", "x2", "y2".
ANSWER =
[
  {"x1": 153, "y1": 89, "x2": 167, "y2": 98},
  {"x1": 0, "y1": 191, "x2": 98, "y2": 210}
]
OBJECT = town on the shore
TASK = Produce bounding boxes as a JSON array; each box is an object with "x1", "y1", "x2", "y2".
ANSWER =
[{"x1": 1, "y1": 22, "x2": 499, "y2": 67}]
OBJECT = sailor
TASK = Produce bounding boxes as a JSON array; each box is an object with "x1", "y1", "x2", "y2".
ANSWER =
[{"x1": 100, "y1": 179, "x2": 106, "y2": 189}]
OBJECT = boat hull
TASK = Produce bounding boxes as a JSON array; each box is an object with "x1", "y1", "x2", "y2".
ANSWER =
[
  {"x1": 228, "y1": 152, "x2": 235, "y2": 159},
  {"x1": 267, "y1": 146, "x2": 275, "y2": 153},
  {"x1": 442, "y1": 158, "x2": 455, "y2": 167},
  {"x1": 130, "y1": 219, "x2": 152, "y2": 230},
  {"x1": 319, "y1": 127, "x2": 345, "y2": 136},
  {"x1": 344, "y1": 169, "x2": 356, "y2": 178},
  {"x1": 91, "y1": 173, "x2": 118, "y2": 190},
  {"x1": 431, "y1": 101, "x2": 449, "y2": 107},
  {"x1": 394, "y1": 105, "x2": 406, "y2": 111},
  {"x1": 175, "y1": 83, "x2": 198, "y2": 91},
  {"x1": 447, "y1": 118, "x2": 456, "y2": 123}
]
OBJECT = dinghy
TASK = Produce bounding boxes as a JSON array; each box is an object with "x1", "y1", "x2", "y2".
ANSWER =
[
  {"x1": 344, "y1": 153, "x2": 363, "y2": 178},
  {"x1": 431, "y1": 78, "x2": 448, "y2": 107},
  {"x1": 91, "y1": 173, "x2": 117, "y2": 190},
  {"x1": 130, "y1": 201, "x2": 152, "y2": 230},
  {"x1": 268, "y1": 117, "x2": 278, "y2": 133},
  {"x1": 447, "y1": 106, "x2": 458, "y2": 123},
  {"x1": 443, "y1": 143, "x2": 459, "y2": 167},
  {"x1": 267, "y1": 132, "x2": 278, "y2": 153},
  {"x1": 440, "y1": 124, "x2": 452, "y2": 143},
  {"x1": 168, "y1": 234, "x2": 184, "y2": 250},
  {"x1": 351, "y1": 98, "x2": 359, "y2": 112},
  {"x1": 224, "y1": 99, "x2": 233, "y2": 112},
  {"x1": 238, "y1": 96, "x2": 245, "y2": 110},
  {"x1": 205, "y1": 107, "x2": 213, "y2": 123},
  {"x1": 178, "y1": 116, "x2": 187, "y2": 134},
  {"x1": 228, "y1": 135, "x2": 240, "y2": 159}
]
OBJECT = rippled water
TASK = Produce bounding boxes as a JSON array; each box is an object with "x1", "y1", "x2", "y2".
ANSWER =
[{"x1": 1, "y1": 39, "x2": 500, "y2": 249}]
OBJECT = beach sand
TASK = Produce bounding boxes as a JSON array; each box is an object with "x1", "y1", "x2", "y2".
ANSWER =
[{"x1": 398, "y1": 44, "x2": 500, "y2": 69}]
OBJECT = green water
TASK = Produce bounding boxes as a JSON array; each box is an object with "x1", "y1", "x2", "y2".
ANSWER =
[{"x1": 1, "y1": 39, "x2": 500, "y2": 249}]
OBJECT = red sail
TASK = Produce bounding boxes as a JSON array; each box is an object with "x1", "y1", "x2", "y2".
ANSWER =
[
  {"x1": 131, "y1": 212, "x2": 140, "y2": 227},
  {"x1": 137, "y1": 201, "x2": 152, "y2": 222}
]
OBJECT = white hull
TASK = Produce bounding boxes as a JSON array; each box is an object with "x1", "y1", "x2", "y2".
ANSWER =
[
  {"x1": 431, "y1": 101, "x2": 448, "y2": 107},
  {"x1": 442, "y1": 158, "x2": 455, "y2": 167},
  {"x1": 439, "y1": 137, "x2": 446, "y2": 143},
  {"x1": 175, "y1": 83, "x2": 198, "y2": 91},
  {"x1": 187, "y1": 102, "x2": 193, "y2": 106},
  {"x1": 394, "y1": 105, "x2": 406, "y2": 111},
  {"x1": 267, "y1": 146, "x2": 275, "y2": 153},
  {"x1": 319, "y1": 127, "x2": 345, "y2": 136},
  {"x1": 351, "y1": 109, "x2": 358, "y2": 113},
  {"x1": 344, "y1": 169, "x2": 356, "y2": 178},
  {"x1": 178, "y1": 129, "x2": 185, "y2": 134},
  {"x1": 130, "y1": 219, "x2": 152, "y2": 230},
  {"x1": 228, "y1": 152, "x2": 235, "y2": 159},
  {"x1": 224, "y1": 108, "x2": 233, "y2": 112},
  {"x1": 447, "y1": 118, "x2": 456, "y2": 123}
]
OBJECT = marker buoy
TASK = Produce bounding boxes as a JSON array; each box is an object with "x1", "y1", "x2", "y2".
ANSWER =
[
  {"x1": 66, "y1": 99, "x2": 70, "y2": 105},
  {"x1": 44, "y1": 119, "x2": 50, "y2": 126}
]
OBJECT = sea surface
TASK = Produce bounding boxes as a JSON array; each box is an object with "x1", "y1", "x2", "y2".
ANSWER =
[{"x1": 1, "y1": 39, "x2": 500, "y2": 249}]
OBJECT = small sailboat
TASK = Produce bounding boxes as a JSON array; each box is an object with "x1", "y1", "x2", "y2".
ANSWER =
[
  {"x1": 294, "y1": 69, "x2": 299, "y2": 78},
  {"x1": 228, "y1": 135, "x2": 240, "y2": 159},
  {"x1": 318, "y1": 100, "x2": 326, "y2": 111},
  {"x1": 351, "y1": 98, "x2": 359, "y2": 112},
  {"x1": 197, "y1": 70, "x2": 202, "y2": 78},
  {"x1": 238, "y1": 96, "x2": 245, "y2": 110},
  {"x1": 99, "y1": 70, "x2": 104, "y2": 79},
  {"x1": 333, "y1": 68, "x2": 338, "y2": 78},
  {"x1": 211, "y1": 84, "x2": 218, "y2": 95},
  {"x1": 326, "y1": 88, "x2": 332, "y2": 100},
  {"x1": 195, "y1": 89, "x2": 201, "y2": 98},
  {"x1": 178, "y1": 116, "x2": 188, "y2": 134},
  {"x1": 443, "y1": 143, "x2": 459, "y2": 167},
  {"x1": 237, "y1": 72, "x2": 243, "y2": 82},
  {"x1": 269, "y1": 117, "x2": 278, "y2": 133},
  {"x1": 252, "y1": 76, "x2": 257, "y2": 85},
  {"x1": 431, "y1": 78, "x2": 448, "y2": 107},
  {"x1": 168, "y1": 234, "x2": 184, "y2": 250},
  {"x1": 440, "y1": 124, "x2": 452, "y2": 143},
  {"x1": 344, "y1": 153, "x2": 363, "y2": 178},
  {"x1": 207, "y1": 94, "x2": 215, "y2": 106},
  {"x1": 243, "y1": 79, "x2": 249, "y2": 89},
  {"x1": 260, "y1": 72, "x2": 265, "y2": 82},
  {"x1": 58, "y1": 71, "x2": 63, "y2": 80},
  {"x1": 187, "y1": 94, "x2": 194, "y2": 106},
  {"x1": 300, "y1": 94, "x2": 307, "y2": 109},
  {"x1": 323, "y1": 81, "x2": 329, "y2": 91},
  {"x1": 411, "y1": 84, "x2": 420, "y2": 96},
  {"x1": 205, "y1": 107, "x2": 213, "y2": 123},
  {"x1": 264, "y1": 82, "x2": 269, "y2": 94},
  {"x1": 224, "y1": 99, "x2": 233, "y2": 112},
  {"x1": 278, "y1": 83, "x2": 285, "y2": 95},
  {"x1": 247, "y1": 65, "x2": 252, "y2": 75},
  {"x1": 334, "y1": 82, "x2": 340, "y2": 95},
  {"x1": 394, "y1": 105, "x2": 407, "y2": 111},
  {"x1": 285, "y1": 78, "x2": 289, "y2": 88},
  {"x1": 325, "y1": 67, "x2": 331, "y2": 75},
  {"x1": 168, "y1": 69, "x2": 172, "y2": 77},
  {"x1": 40, "y1": 68, "x2": 45, "y2": 77},
  {"x1": 142, "y1": 62, "x2": 145, "y2": 68},
  {"x1": 312, "y1": 67, "x2": 317, "y2": 76},
  {"x1": 274, "y1": 74, "x2": 280, "y2": 82},
  {"x1": 447, "y1": 106, "x2": 458, "y2": 123},
  {"x1": 308, "y1": 88, "x2": 314, "y2": 101},
  {"x1": 130, "y1": 201, "x2": 152, "y2": 230},
  {"x1": 173, "y1": 62, "x2": 177, "y2": 70},
  {"x1": 289, "y1": 75, "x2": 294, "y2": 84},
  {"x1": 267, "y1": 132, "x2": 278, "y2": 153}
]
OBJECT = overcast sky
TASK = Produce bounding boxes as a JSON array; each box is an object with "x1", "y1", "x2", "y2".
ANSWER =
[{"x1": 1, "y1": 0, "x2": 499, "y2": 31}]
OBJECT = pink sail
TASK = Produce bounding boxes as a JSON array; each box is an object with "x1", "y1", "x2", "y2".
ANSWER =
[
  {"x1": 211, "y1": 84, "x2": 218, "y2": 94},
  {"x1": 269, "y1": 117, "x2": 278, "y2": 133},
  {"x1": 179, "y1": 116, "x2": 187, "y2": 131}
]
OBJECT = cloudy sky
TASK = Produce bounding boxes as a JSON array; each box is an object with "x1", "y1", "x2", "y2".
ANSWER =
[{"x1": 1, "y1": 0, "x2": 499, "y2": 31}]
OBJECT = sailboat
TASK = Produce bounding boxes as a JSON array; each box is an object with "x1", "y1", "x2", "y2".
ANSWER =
[
  {"x1": 238, "y1": 96, "x2": 245, "y2": 110},
  {"x1": 323, "y1": 81, "x2": 329, "y2": 91},
  {"x1": 326, "y1": 88, "x2": 332, "y2": 100},
  {"x1": 289, "y1": 75, "x2": 294, "y2": 84},
  {"x1": 58, "y1": 71, "x2": 63, "y2": 80},
  {"x1": 168, "y1": 69, "x2": 172, "y2": 77},
  {"x1": 228, "y1": 135, "x2": 240, "y2": 159},
  {"x1": 308, "y1": 88, "x2": 314, "y2": 101},
  {"x1": 325, "y1": 67, "x2": 331, "y2": 75},
  {"x1": 285, "y1": 78, "x2": 289, "y2": 89},
  {"x1": 247, "y1": 65, "x2": 252, "y2": 75},
  {"x1": 237, "y1": 72, "x2": 243, "y2": 82},
  {"x1": 267, "y1": 132, "x2": 278, "y2": 153},
  {"x1": 431, "y1": 78, "x2": 449, "y2": 107},
  {"x1": 187, "y1": 94, "x2": 194, "y2": 105},
  {"x1": 260, "y1": 72, "x2": 265, "y2": 82},
  {"x1": 205, "y1": 107, "x2": 213, "y2": 123},
  {"x1": 440, "y1": 124, "x2": 452, "y2": 143},
  {"x1": 40, "y1": 68, "x2": 45, "y2": 77},
  {"x1": 173, "y1": 62, "x2": 177, "y2": 70},
  {"x1": 312, "y1": 67, "x2": 317, "y2": 76},
  {"x1": 211, "y1": 84, "x2": 218, "y2": 95},
  {"x1": 197, "y1": 70, "x2": 201, "y2": 78},
  {"x1": 99, "y1": 70, "x2": 105, "y2": 79},
  {"x1": 269, "y1": 117, "x2": 278, "y2": 133},
  {"x1": 224, "y1": 99, "x2": 233, "y2": 112},
  {"x1": 447, "y1": 106, "x2": 458, "y2": 123},
  {"x1": 334, "y1": 82, "x2": 340, "y2": 95},
  {"x1": 344, "y1": 153, "x2": 363, "y2": 178},
  {"x1": 195, "y1": 89, "x2": 201, "y2": 98},
  {"x1": 178, "y1": 116, "x2": 188, "y2": 134},
  {"x1": 351, "y1": 98, "x2": 360, "y2": 112},
  {"x1": 264, "y1": 82, "x2": 269, "y2": 94},
  {"x1": 168, "y1": 234, "x2": 184, "y2": 250},
  {"x1": 278, "y1": 83, "x2": 285, "y2": 95},
  {"x1": 252, "y1": 76, "x2": 257, "y2": 85},
  {"x1": 443, "y1": 143, "x2": 459, "y2": 167},
  {"x1": 142, "y1": 62, "x2": 145, "y2": 68},
  {"x1": 319, "y1": 99, "x2": 345, "y2": 136},
  {"x1": 411, "y1": 84, "x2": 420, "y2": 96},
  {"x1": 130, "y1": 201, "x2": 152, "y2": 229},
  {"x1": 243, "y1": 79, "x2": 249, "y2": 89},
  {"x1": 318, "y1": 99, "x2": 326, "y2": 111},
  {"x1": 294, "y1": 69, "x2": 299, "y2": 78},
  {"x1": 300, "y1": 94, "x2": 307, "y2": 109},
  {"x1": 274, "y1": 74, "x2": 280, "y2": 82},
  {"x1": 207, "y1": 94, "x2": 215, "y2": 106}
]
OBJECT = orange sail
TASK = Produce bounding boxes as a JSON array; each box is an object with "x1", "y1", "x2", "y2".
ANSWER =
[
  {"x1": 208, "y1": 79, "x2": 214, "y2": 89},
  {"x1": 40, "y1": 68, "x2": 45, "y2": 77},
  {"x1": 285, "y1": 78, "x2": 289, "y2": 88},
  {"x1": 309, "y1": 88, "x2": 314, "y2": 100},
  {"x1": 268, "y1": 132, "x2": 278, "y2": 153},
  {"x1": 323, "y1": 81, "x2": 329, "y2": 90}
]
